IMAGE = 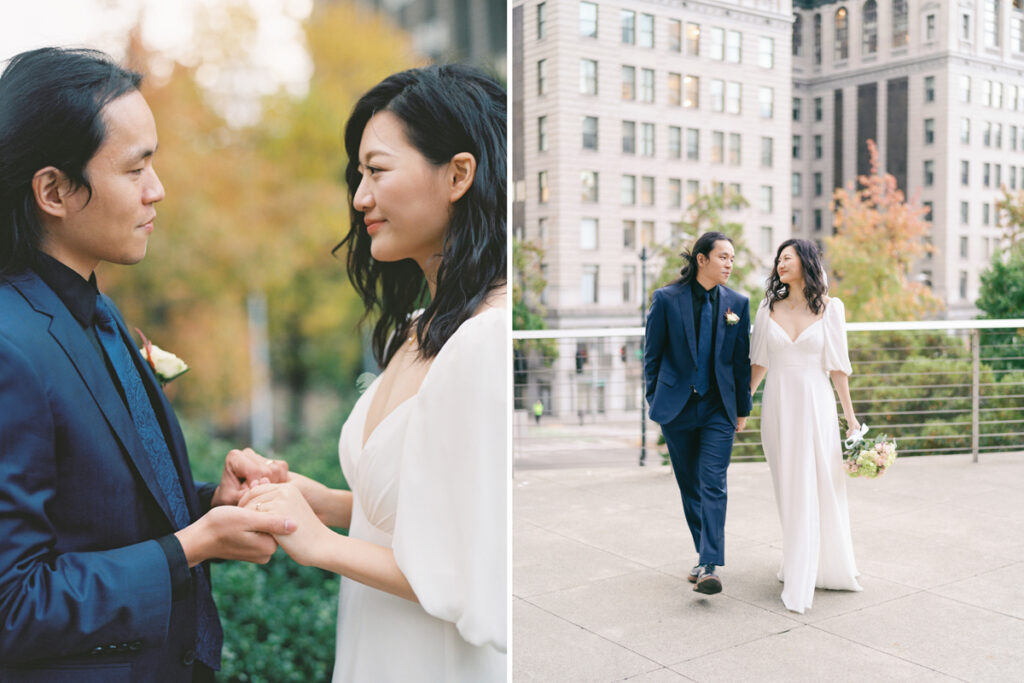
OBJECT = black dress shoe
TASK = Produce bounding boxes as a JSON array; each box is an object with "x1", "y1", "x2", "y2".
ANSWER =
[{"x1": 693, "y1": 564, "x2": 722, "y2": 595}]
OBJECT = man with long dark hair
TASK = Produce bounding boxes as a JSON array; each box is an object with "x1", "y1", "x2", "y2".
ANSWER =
[
  {"x1": 644, "y1": 231, "x2": 752, "y2": 595},
  {"x1": 0, "y1": 47, "x2": 293, "y2": 682}
]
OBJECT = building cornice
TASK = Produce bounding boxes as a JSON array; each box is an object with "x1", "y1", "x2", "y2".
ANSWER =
[{"x1": 793, "y1": 52, "x2": 1024, "y2": 90}]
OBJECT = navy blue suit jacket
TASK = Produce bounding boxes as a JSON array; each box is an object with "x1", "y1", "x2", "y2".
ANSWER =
[
  {"x1": 644, "y1": 281, "x2": 752, "y2": 426},
  {"x1": 0, "y1": 270, "x2": 216, "y2": 682}
]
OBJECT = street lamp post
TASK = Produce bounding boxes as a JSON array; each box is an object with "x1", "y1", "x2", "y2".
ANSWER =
[{"x1": 639, "y1": 246, "x2": 648, "y2": 466}]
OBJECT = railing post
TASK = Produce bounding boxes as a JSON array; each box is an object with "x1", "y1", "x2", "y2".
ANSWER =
[
  {"x1": 971, "y1": 328, "x2": 980, "y2": 463},
  {"x1": 639, "y1": 247, "x2": 648, "y2": 466}
]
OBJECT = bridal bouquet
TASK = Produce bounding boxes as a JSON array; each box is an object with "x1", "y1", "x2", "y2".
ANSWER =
[{"x1": 841, "y1": 424, "x2": 897, "y2": 478}]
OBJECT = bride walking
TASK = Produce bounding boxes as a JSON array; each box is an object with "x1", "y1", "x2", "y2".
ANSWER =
[
  {"x1": 240, "y1": 64, "x2": 506, "y2": 680},
  {"x1": 749, "y1": 238, "x2": 862, "y2": 614}
]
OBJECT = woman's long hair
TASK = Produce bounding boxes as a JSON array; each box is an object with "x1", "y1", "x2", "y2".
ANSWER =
[
  {"x1": 673, "y1": 231, "x2": 732, "y2": 285},
  {"x1": 765, "y1": 238, "x2": 828, "y2": 314},
  {"x1": 335, "y1": 64, "x2": 506, "y2": 368}
]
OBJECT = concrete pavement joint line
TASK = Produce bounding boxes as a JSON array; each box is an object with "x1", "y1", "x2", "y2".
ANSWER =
[{"x1": 515, "y1": 596, "x2": 668, "y2": 672}]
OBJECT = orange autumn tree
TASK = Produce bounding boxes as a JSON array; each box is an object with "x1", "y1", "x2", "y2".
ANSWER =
[{"x1": 826, "y1": 140, "x2": 943, "y2": 321}]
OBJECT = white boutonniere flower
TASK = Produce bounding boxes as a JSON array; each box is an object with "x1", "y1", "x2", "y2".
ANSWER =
[
  {"x1": 724, "y1": 308, "x2": 740, "y2": 325},
  {"x1": 136, "y1": 328, "x2": 189, "y2": 386}
]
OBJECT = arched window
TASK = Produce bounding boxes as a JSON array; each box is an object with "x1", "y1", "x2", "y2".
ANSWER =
[
  {"x1": 835, "y1": 7, "x2": 849, "y2": 60},
  {"x1": 793, "y1": 14, "x2": 803, "y2": 56},
  {"x1": 814, "y1": 13, "x2": 822, "y2": 64},
  {"x1": 893, "y1": 0, "x2": 909, "y2": 47},
  {"x1": 863, "y1": 0, "x2": 878, "y2": 54}
]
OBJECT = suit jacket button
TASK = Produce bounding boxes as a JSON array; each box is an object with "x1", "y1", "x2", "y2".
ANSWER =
[
  {"x1": 90, "y1": 646, "x2": 104, "y2": 656},
  {"x1": 182, "y1": 649, "x2": 196, "y2": 666}
]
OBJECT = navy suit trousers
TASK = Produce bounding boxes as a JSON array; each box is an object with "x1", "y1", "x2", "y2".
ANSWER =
[{"x1": 661, "y1": 389, "x2": 734, "y2": 567}]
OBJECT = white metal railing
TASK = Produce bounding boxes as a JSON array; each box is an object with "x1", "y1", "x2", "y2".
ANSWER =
[{"x1": 512, "y1": 319, "x2": 1024, "y2": 468}]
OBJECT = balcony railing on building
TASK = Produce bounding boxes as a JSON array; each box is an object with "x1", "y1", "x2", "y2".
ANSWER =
[{"x1": 513, "y1": 319, "x2": 1024, "y2": 467}]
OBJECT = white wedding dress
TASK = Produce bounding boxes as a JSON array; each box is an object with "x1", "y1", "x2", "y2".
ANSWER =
[
  {"x1": 333, "y1": 308, "x2": 507, "y2": 682},
  {"x1": 751, "y1": 297, "x2": 862, "y2": 614}
]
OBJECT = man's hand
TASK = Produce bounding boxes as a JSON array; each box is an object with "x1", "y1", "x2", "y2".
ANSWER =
[
  {"x1": 736, "y1": 416, "x2": 747, "y2": 432},
  {"x1": 210, "y1": 448, "x2": 289, "y2": 507},
  {"x1": 174, "y1": 505, "x2": 295, "y2": 568}
]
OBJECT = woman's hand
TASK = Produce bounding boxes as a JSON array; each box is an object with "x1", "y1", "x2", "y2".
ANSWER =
[
  {"x1": 845, "y1": 416, "x2": 861, "y2": 439},
  {"x1": 240, "y1": 482, "x2": 332, "y2": 567}
]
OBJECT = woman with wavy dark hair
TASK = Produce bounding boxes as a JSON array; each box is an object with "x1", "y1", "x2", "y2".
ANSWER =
[
  {"x1": 240, "y1": 65, "x2": 506, "y2": 681},
  {"x1": 749, "y1": 238, "x2": 862, "y2": 614}
]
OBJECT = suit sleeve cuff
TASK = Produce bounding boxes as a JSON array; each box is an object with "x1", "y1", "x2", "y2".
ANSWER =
[
  {"x1": 195, "y1": 482, "x2": 218, "y2": 513},
  {"x1": 155, "y1": 534, "x2": 192, "y2": 600}
]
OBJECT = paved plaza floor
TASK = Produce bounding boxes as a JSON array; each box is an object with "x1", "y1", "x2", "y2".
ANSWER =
[{"x1": 513, "y1": 452, "x2": 1024, "y2": 682}]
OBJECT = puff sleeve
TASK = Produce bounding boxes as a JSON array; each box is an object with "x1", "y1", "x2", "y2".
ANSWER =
[
  {"x1": 822, "y1": 298, "x2": 853, "y2": 375},
  {"x1": 392, "y1": 308, "x2": 507, "y2": 653},
  {"x1": 750, "y1": 299, "x2": 771, "y2": 368}
]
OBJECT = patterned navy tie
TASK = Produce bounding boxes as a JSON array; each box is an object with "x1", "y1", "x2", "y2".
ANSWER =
[
  {"x1": 94, "y1": 296, "x2": 222, "y2": 669},
  {"x1": 695, "y1": 290, "x2": 712, "y2": 396}
]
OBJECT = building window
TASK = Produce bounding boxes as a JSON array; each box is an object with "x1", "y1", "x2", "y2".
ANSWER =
[
  {"x1": 729, "y1": 133, "x2": 741, "y2": 165},
  {"x1": 711, "y1": 79, "x2": 725, "y2": 112},
  {"x1": 761, "y1": 136, "x2": 774, "y2": 167},
  {"x1": 580, "y1": 1, "x2": 598, "y2": 38},
  {"x1": 924, "y1": 118, "x2": 935, "y2": 144},
  {"x1": 641, "y1": 123, "x2": 655, "y2": 156},
  {"x1": 686, "y1": 22, "x2": 701, "y2": 56},
  {"x1": 984, "y1": 162, "x2": 992, "y2": 187},
  {"x1": 926, "y1": 14, "x2": 936, "y2": 42},
  {"x1": 814, "y1": 172, "x2": 823, "y2": 196},
  {"x1": 621, "y1": 10, "x2": 635, "y2": 44},
  {"x1": 793, "y1": 14, "x2": 803, "y2": 56},
  {"x1": 623, "y1": 265, "x2": 636, "y2": 304},
  {"x1": 759, "y1": 36, "x2": 774, "y2": 68},
  {"x1": 668, "y1": 178, "x2": 682, "y2": 207},
  {"x1": 641, "y1": 221, "x2": 655, "y2": 247},
  {"x1": 668, "y1": 126, "x2": 682, "y2": 159},
  {"x1": 686, "y1": 128, "x2": 700, "y2": 160},
  {"x1": 581, "y1": 171, "x2": 599, "y2": 202},
  {"x1": 538, "y1": 217, "x2": 547, "y2": 242},
  {"x1": 793, "y1": 135, "x2": 802, "y2": 159},
  {"x1": 983, "y1": 80, "x2": 992, "y2": 107},
  {"x1": 813, "y1": 13, "x2": 822, "y2": 65},
  {"x1": 582, "y1": 265, "x2": 598, "y2": 304},
  {"x1": 622, "y1": 120, "x2": 636, "y2": 154},
  {"x1": 960, "y1": 201, "x2": 969, "y2": 224},
  {"x1": 792, "y1": 209, "x2": 802, "y2": 231},
  {"x1": 760, "y1": 226, "x2": 773, "y2": 254},
  {"x1": 538, "y1": 116, "x2": 547, "y2": 151},
  {"x1": 621, "y1": 175, "x2": 636, "y2": 205},
  {"x1": 984, "y1": 202, "x2": 991, "y2": 224},
  {"x1": 580, "y1": 217, "x2": 598, "y2": 249},
  {"x1": 760, "y1": 185, "x2": 774, "y2": 213},
  {"x1": 1014, "y1": 16, "x2": 1024, "y2": 53},
  {"x1": 960, "y1": 75, "x2": 971, "y2": 103},
  {"x1": 996, "y1": 163, "x2": 1002, "y2": 186},
  {"x1": 961, "y1": 117, "x2": 971, "y2": 144},
  {"x1": 924, "y1": 160, "x2": 934, "y2": 186},
  {"x1": 814, "y1": 208, "x2": 823, "y2": 231},
  {"x1": 1014, "y1": 125, "x2": 1020, "y2": 150},
  {"x1": 759, "y1": 87, "x2": 774, "y2": 118},
  {"x1": 538, "y1": 171, "x2": 549, "y2": 203},
  {"x1": 959, "y1": 271, "x2": 968, "y2": 300},
  {"x1": 582, "y1": 116, "x2": 598, "y2": 150},
  {"x1": 668, "y1": 73, "x2": 682, "y2": 106},
  {"x1": 985, "y1": 0, "x2": 999, "y2": 48},
  {"x1": 639, "y1": 14, "x2": 654, "y2": 48},
  {"x1": 1013, "y1": 166, "x2": 1019, "y2": 189},
  {"x1": 537, "y1": 2, "x2": 546, "y2": 39},
  {"x1": 537, "y1": 59, "x2": 547, "y2": 95},
  {"x1": 960, "y1": 236, "x2": 969, "y2": 259},
  {"x1": 963, "y1": 13, "x2": 972, "y2": 40},
  {"x1": 835, "y1": 7, "x2": 849, "y2": 61},
  {"x1": 710, "y1": 27, "x2": 725, "y2": 60},
  {"x1": 684, "y1": 75, "x2": 699, "y2": 108},
  {"x1": 711, "y1": 131, "x2": 724, "y2": 163},
  {"x1": 995, "y1": 81, "x2": 1004, "y2": 108},
  {"x1": 793, "y1": 172, "x2": 803, "y2": 197},
  {"x1": 669, "y1": 19, "x2": 682, "y2": 52},
  {"x1": 863, "y1": 0, "x2": 878, "y2": 54},
  {"x1": 893, "y1": 0, "x2": 909, "y2": 47},
  {"x1": 640, "y1": 68, "x2": 655, "y2": 103},
  {"x1": 793, "y1": 97, "x2": 802, "y2": 121},
  {"x1": 726, "y1": 30, "x2": 742, "y2": 63},
  {"x1": 728, "y1": 182, "x2": 741, "y2": 198},
  {"x1": 814, "y1": 134, "x2": 823, "y2": 159},
  {"x1": 581, "y1": 59, "x2": 598, "y2": 95},
  {"x1": 686, "y1": 180, "x2": 699, "y2": 207},
  {"x1": 815, "y1": 97, "x2": 823, "y2": 121},
  {"x1": 641, "y1": 176, "x2": 655, "y2": 206},
  {"x1": 621, "y1": 65, "x2": 635, "y2": 100},
  {"x1": 925, "y1": 76, "x2": 935, "y2": 102},
  {"x1": 923, "y1": 201, "x2": 933, "y2": 222},
  {"x1": 996, "y1": 123, "x2": 1004, "y2": 148},
  {"x1": 726, "y1": 81, "x2": 741, "y2": 114},
  {"x1": 623, "y1": 220, "x2": 636, "y2": 249},
  {"x1": 961, "y1": 160, "x2": 970, "y2": 185}
]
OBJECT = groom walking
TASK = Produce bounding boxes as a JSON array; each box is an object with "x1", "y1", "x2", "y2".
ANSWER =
[
  {"x1": 0, "y1": 48, "x2": 294, "y2": 682},
  {"x1": 644, "y1": 232, "x2": 751, "y2": 595}
]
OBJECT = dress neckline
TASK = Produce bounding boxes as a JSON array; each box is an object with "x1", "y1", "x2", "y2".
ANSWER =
[{"x1": 768, "y1": 299, "x2": 831, "y2": 344}]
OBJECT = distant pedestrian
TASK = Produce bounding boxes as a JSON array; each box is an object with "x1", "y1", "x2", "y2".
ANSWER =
[{"x1": 532, "y1": 399, "x2": 544, "y2": 424}]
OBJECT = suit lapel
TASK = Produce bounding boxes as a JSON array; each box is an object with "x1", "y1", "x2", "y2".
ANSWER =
[
  {"x1": 674, "y1": 283, "x2": 699, "y2": 362},
  {"x1": 714, "y1": 285, "x2": 728, "y2": 362},
  {"x1": 12, "y1": 274, "x2": 179, "y2": 527}
]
